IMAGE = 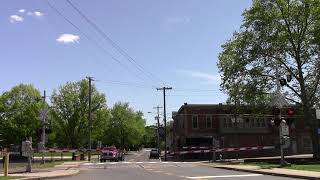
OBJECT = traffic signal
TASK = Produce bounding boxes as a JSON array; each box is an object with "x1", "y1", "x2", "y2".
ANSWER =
[
  {"x1": 287, "y1": 107, "x2": 295, "y2": 117},
  {"x1": 280, "y1": 78, "x2": 287, "y2": 86},
  {"x1": 272, "y1": 107, "x2": 281, "y2": 116},
  {"x1": 274, "y1": 118, "x2": 281, "y2": 126}
]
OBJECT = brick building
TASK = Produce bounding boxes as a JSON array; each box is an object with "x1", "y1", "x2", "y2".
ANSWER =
[{"x1": 171, "y1": 103, "x2": 313, "y2": 158}]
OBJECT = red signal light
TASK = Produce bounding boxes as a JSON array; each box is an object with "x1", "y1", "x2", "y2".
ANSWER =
[{"x1": 287, "y1": 107, "x2": 295, "y2": 117}]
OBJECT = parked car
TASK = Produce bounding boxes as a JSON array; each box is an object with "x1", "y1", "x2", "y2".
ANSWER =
[
  {"x1": 149, "y1": 149, "x2": 159, "y2": 159},
  {"x1": 100, "y1": 146, "x2": 125, "y2": 162}
]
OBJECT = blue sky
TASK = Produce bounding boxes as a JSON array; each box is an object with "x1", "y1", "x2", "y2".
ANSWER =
[{"x1": 0, "y1": 0, "x2": 252, "y2": 125}]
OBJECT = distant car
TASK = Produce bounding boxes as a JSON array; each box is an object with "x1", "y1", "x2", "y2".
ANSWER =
[
  {"x1": 149, "y1": 149, "x2": 159, "y2": 159},
  {"x1": 100, "y1": 146, "x2": 125, "y2": 162}
]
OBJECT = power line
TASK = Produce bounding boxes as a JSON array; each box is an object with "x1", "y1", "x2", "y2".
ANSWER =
[
  {"x1": 166, "y1": 94, "x2": 221, "y2": 97},
  {"x1": 64, "y1": 0, "x2": 166, "y2": 87},
  {"x1": 173, "y1": 88, "x2": 222, "y2": 92},
  {"x1": 95, "y1": 80, "x2": 154, "y2": 89},
  {"x1": 45, "y1": 0, "x2": 157, "y2": 88}
]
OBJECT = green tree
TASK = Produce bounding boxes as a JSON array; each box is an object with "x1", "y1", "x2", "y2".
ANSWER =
[
  {"x1": 50, "y1": 79, "x2": 107, "y2": 148},
  {"x1": 143, "y1": 126, "x2": 157, "y2": 148},
  {"x1": 103, "y1": 102, "x2": 145, "y2": 150},
  {"x1": 218, "y1": 0, "x2": 320, "y2": 158},
  {"x1": 0, "y1": 84, "x2": 42, "y2": 147}
]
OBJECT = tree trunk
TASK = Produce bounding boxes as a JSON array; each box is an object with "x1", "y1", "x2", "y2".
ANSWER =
[{"x1": 303, "y1": 104, "x2": 320, "y2": 159}]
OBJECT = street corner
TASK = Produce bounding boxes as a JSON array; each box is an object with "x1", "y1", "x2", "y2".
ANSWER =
[{"x1": 7, "y1": 169, "x2": 80, "y2": 180}]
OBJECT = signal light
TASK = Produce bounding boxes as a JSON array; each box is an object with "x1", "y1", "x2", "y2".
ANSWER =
[
  {"x1": 273, "y1": 107, "x2": 281, "y2": 116},
  {"x1": 274, "y1": 118, "x2": 281, "y2": 126},
  {"x1": 287, "y1": 107, "x2": 295, "y2": 117}
]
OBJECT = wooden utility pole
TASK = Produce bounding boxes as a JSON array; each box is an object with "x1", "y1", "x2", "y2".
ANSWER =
[
  {"x1": 153, "y1": 106, "x2": 162, "y2": 156},
  {"x1": 87, "y1": 77, "x2": 93, "y2": 161},
  {"x1": 156, "y1": 87, "x2": 172, "y2": 161}
]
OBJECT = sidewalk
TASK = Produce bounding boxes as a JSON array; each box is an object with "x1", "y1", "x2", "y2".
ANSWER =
[
  {"x1": 201, "y1": 162, "x2": 320, "y2": 179},
  {"x1": 1, "y1": 162, "x2": 82, "y2": 180}
]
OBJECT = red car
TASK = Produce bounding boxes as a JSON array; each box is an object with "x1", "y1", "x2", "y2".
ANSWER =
[{"x1": 100, "y1": 146, "x2": 124, "y2": 162}]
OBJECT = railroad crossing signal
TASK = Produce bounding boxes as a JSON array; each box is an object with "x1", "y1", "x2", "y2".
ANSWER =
[{"x1": 271, "y1": 92, "x2": 288, "y2": 108}]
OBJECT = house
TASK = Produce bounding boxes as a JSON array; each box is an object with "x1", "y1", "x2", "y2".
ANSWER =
[{"x1": 171, "y1": 103, "x2": 313, "y2": 158}]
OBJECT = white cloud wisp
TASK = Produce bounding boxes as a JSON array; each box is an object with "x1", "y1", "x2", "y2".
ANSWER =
[
  {"x1": 178, "y1": 70, "x2": 221, "y2": 84},
  {"x1": 27, "y1": 11, "x2": 44, "y2": 17},
  {"x1": 56, "y1": 34, "x2": 80, "y2": 44},
  {"x1": 9, "y1": 15, "x2": 24, "y2": 23}
]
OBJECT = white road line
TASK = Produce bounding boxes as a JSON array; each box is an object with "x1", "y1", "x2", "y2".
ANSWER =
[
  {"x1": 83, "y1": 161, "x2": 203, "y2": 166},
  {"x1": 185, "y1": 174, "x2": 263, "y2": 179}
]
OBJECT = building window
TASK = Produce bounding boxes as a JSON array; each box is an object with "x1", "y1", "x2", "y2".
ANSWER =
[
  {"x1": 245, "y1": 118, "x2": 250, "y2": 128},
  {"x1": 228, "y1": 117, "x2": 233, "y2": 128},
  {"x1": 256, "y1": 118, "x2": 261, "y2": 127},
  {"x1": 206, "y1": 115, "x2": 212, "y2": 128},
  {"x1": 192, "y1": 115, "x2": 198, "y2": 129},
  {"x1": 261, "y1": 119, "x2": 266, "y2": 127},
  {"x1": 250, "y1": 118, "x2": 255, "y2": 127},
  {"x1": 237, "y1": 117, "x2": 244, "y2": 128},
  {"x1": 223, "y1": 118, "x2": 228, "y2": 128}
]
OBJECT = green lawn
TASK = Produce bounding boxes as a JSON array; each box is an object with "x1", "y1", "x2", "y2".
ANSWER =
[
  {"x1": 33, "y1": 151, "x2": 99, "y2": 157},
  {"x1": 0, "y1": 177, "x2": 23, "y2": 180},
  {"x1": 245, "y1": 163, "x2": 320, "y2": 172},
  {"x1": 33, "y1": 152, "x2": 73, "y2": 157},
  {"x1": 31, "y1": 161, "x2": 64, "y2": 169}
]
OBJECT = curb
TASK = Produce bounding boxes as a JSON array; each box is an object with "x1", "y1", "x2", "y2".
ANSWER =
[
  {"x1": 17, "y1": 169, "x2": 80, "y2": 180},
  {"x1": 200, "y1": 163, "x2": 319, "y2": 180}
]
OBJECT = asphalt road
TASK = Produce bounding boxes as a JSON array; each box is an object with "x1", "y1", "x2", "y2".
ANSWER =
[{"x1": 56, "y1": 149, "x2": 302, "y2": 180}]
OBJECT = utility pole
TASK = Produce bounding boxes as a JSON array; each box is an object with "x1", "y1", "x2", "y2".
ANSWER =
[
  {"x1": 39, "y1": 90, "x2": 47, "y2": 165},
  {"x1": 42, "y1": 90, "x2": 46, "y2": 148},
  {"x1": 274, "y1": 67, "x2": 289, "y2": 166},
  {"x1": 87, "y1": 77, "x2": 94, "y2": 161},
  {"x1": 156, "y1": 87, "x2": 172, "y2": 161},
  {"x1": 153, "y1": 106, "x2": 162, "y2": 156}
]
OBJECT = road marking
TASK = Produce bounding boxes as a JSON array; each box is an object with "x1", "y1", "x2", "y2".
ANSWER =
[
  {"x1": 154, "y1": 170, "x2": 163, "y2": 173},
  {"x1": 185, "y1": 174, "x2": 263, "y2": 179},
  {"x1": 82, "y1": 161, "x2": 202, "y2": 166},
  {"x1": 165, "y1": 172, "x2": 173, "y2": 176}
]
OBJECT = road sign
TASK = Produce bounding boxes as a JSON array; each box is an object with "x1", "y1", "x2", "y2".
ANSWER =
[
  {"x1": 158, "y1": 127, "x2": 165, "y2": 137},
  {"x1": 280, "y1": 120, "x2": 289, "y2": 136},
  {"x1": 22, "y1": 141, "x2": 33, "y2": 157}
]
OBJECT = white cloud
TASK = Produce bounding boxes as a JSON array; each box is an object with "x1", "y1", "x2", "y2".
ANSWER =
[
  {"x1": 19, "y1": 9, "x2": 26, "y2": 13},
  {"x1": 9, "y1": 15, "x2": 24, "y2": 23},
  {"x1": 27, "y1": 11, "x2": 44, "y2": 17},
  {"x1": 56, "y1": 34, "x2": 80, "y2": 44},
  {"x1": 164, "y1": 17, "x2": 191, "y2": 26},
  {"x1": 178, "y1": 70, "x2": 221, "y2": 84},
  {"x1": 34, "y1": 11, "x2": 44, "y2": 17}
]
